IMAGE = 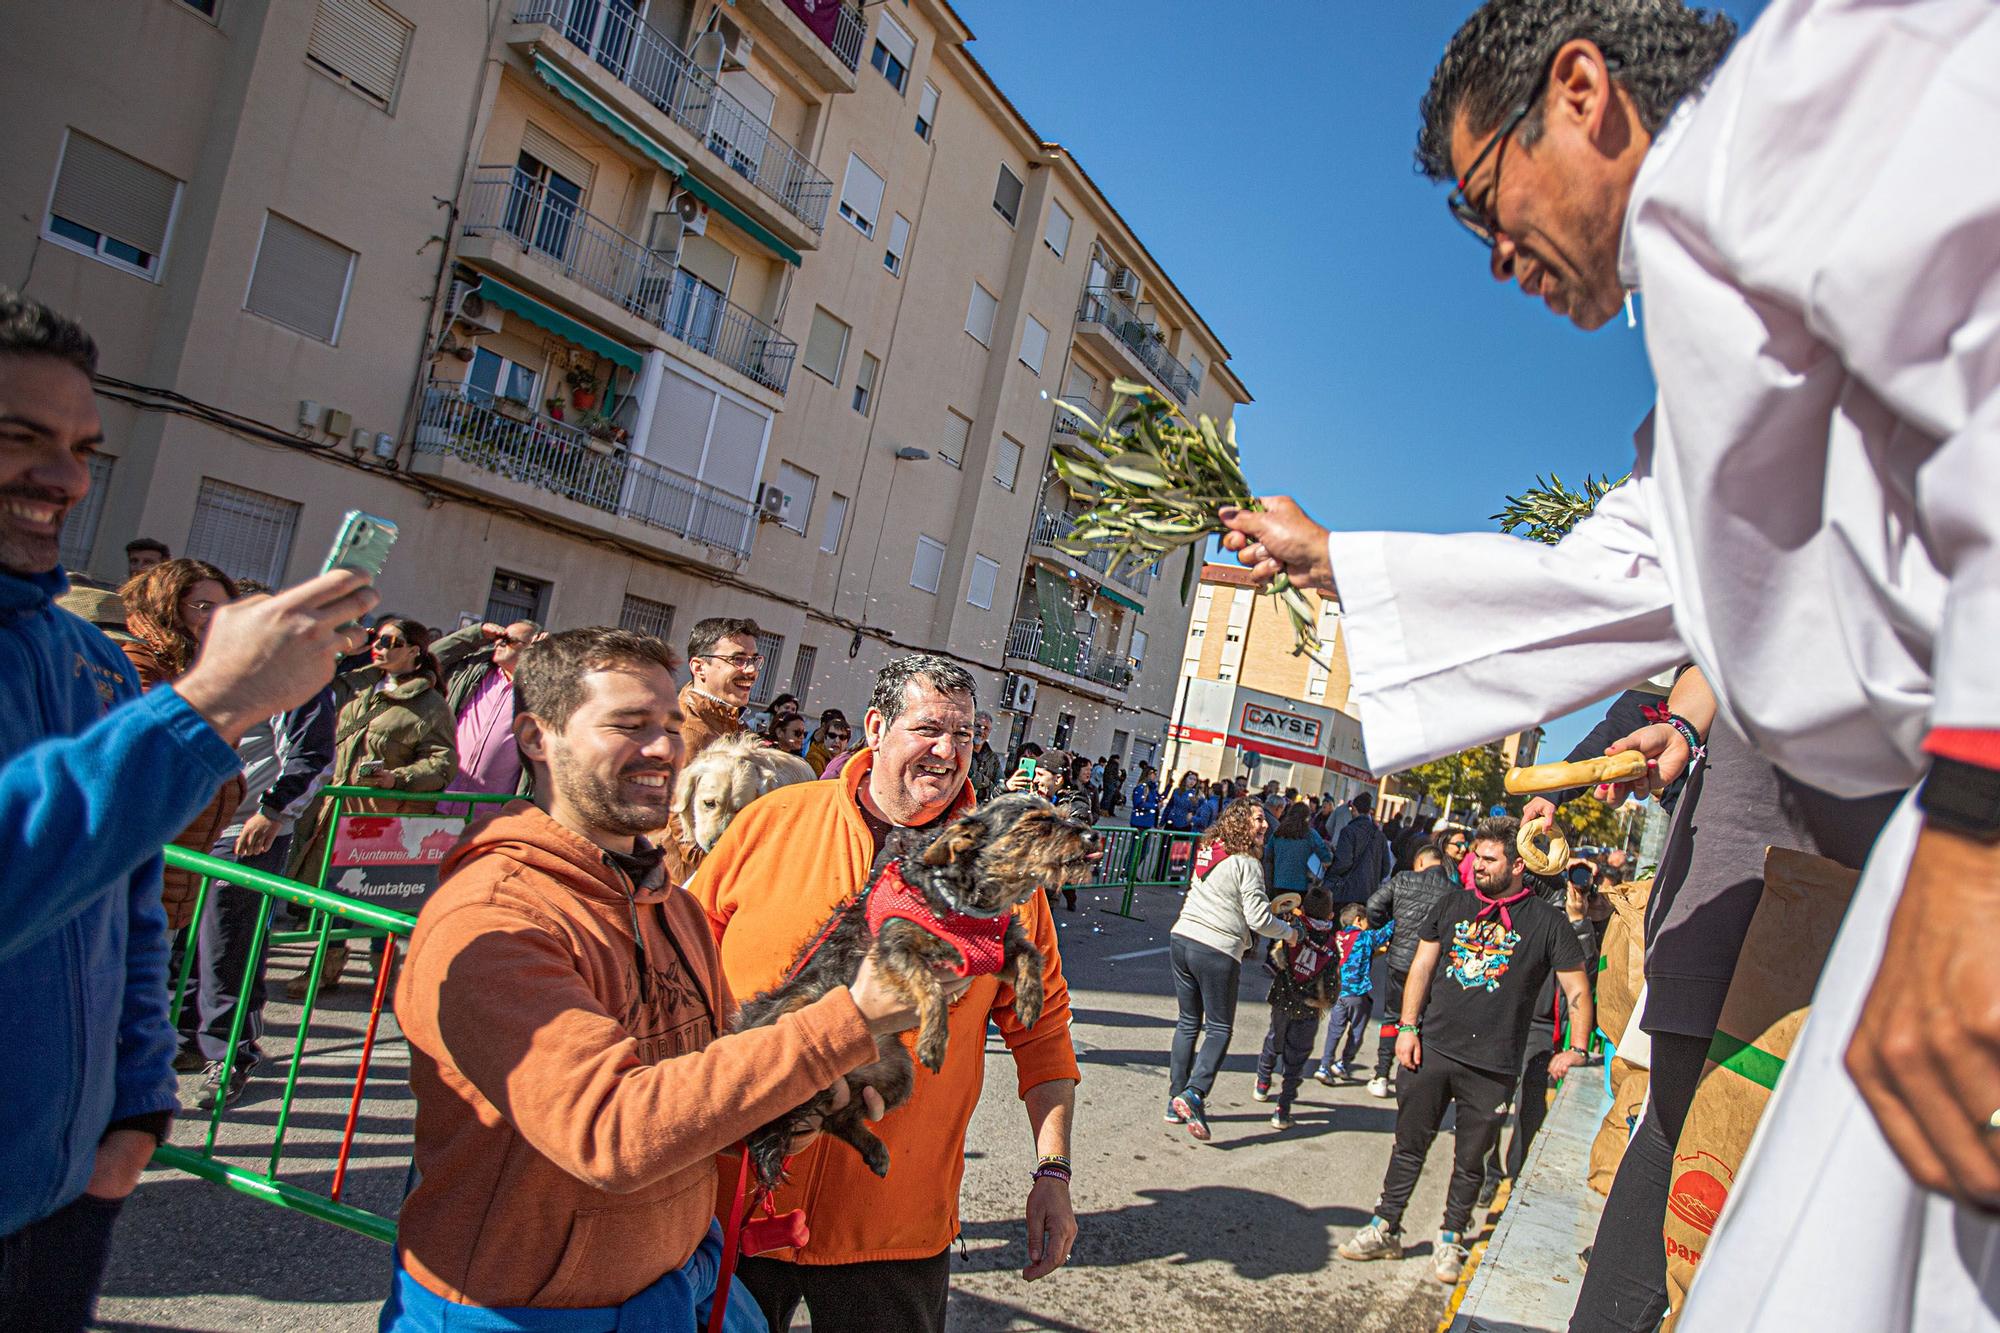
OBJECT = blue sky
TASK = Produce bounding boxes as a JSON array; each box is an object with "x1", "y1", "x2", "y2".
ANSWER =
[{"x1": 960, "y1": 0, "x2": 1766, "y2": 762}]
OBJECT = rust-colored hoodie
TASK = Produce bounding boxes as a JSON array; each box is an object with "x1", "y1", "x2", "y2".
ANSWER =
[{"x1": 393, "y1": 803, "x2": 878, "y2": 1309}]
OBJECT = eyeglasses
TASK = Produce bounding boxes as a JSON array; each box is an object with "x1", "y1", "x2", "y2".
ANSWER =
[
  {"x1": 374, "y1": 636, "x2": 411, "y2": 649},
  {"x1": 180, "y1": 598, "x2": 220, "y2": 615},
  {"x1": 696, "y1": 653, "x2": 764, "y2": 669},
  {"x1": 1447, "y1": 98, "x2": 1532, "y2": 248}
]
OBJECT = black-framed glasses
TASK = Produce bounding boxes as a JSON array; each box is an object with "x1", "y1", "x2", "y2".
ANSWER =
[
  {"x1": 1447, "y1": 99, "x2": 1532, "y2": 248},
  {"x1": 374, "y1": 635, "x2": 411, "y2": 649},
  {"x1": 696, "y1": 652, "x2": 764, "y2": 669}
]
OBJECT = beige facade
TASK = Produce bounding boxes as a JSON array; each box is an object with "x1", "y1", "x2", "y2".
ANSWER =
[{"x1": 7, "y1": 0, "x2": 1246, "y2": 762}]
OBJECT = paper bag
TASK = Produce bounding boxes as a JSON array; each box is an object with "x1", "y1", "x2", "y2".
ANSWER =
[
  {"x1": 1589, "y1": 1055, "x2": 1652, "y2": 1195},
  {"x1": 1594, "y1": 876, "x2": 1653, "y2": 1047},
  {"x1": 1660, "y1": 847, "x2": 1860, "y2": 1325}
]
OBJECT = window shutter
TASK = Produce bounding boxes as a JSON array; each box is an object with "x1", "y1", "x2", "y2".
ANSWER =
[
  {"x1": 819, "y1": 493, "x2": 848, "y2": 554},
  {"x1": 50, "y1": 133, "x2": 179, "y2": 257},
  {"x1": 993, "y1": 166, "x2": 1024, "y2": 225},
  {"x1": 308, "y1": 0, "x2": 414, "y2": 108},
  {"x1": 520, "y1": 122, "x2": 593, "y2": 194},
  {"x1": 246, "y1": 213, "x2": 355, "y2": 343},
  {"x1": 910, "y1": 534, "x2": 945, "y2": 594},
  {"x1": 964, "y1": 283, "x2": 997, "y2": 345},
  {"x1": 802, "y1": 308, "x2": 849, "y2": 383},
  {"x1": 838, "y1": 153, "x2": 885, "y2": 235},
  {"x1": 884, "y1": 213, "x2": 911, "y2": 274},
  {"x1": 1044, "y1": 201, "x2": 1072, "y2": 257},
  {"x1": 940, "y1": 409, "x2": 971, "y2": 468},
  {"x1": 184, "y1": 478, "x2": 301, "y2": 588},
  {"x1": 59, "y1": 453, "x2": 115, "y2": 571},
  {"x1": 967, "y1": 554, "x2": 999, "y2": 610},
  {"x1": 992, "y1": 434, "x2": 1022, "y2": 490},
  {"x1": 1018, "y1": 316, "x2": 1048, "y2": 373},
  {"x1": 876, "y1": 14, "x2": 915, "y2": 67}
]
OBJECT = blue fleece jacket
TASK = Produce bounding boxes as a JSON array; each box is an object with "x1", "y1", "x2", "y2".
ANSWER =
[{"x1": 0, "y1": 567, "x2": 240, "y2": 1236}]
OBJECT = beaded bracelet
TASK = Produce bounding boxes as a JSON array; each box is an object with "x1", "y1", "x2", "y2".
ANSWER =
[
  {"x1": 1665, "y1": 712, "x2": 1706, "y2": 760},
  {"x1": 1396, "y1": 1023, "x2": 1420, "y2": 1034}
]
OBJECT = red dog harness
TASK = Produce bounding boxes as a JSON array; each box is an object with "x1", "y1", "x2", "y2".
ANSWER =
[{"x1": 863, "y1": 858, "x2": 1010, "y2": 977}]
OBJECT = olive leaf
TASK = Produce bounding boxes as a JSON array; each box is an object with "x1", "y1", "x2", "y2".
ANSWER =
[{"x1": 1047, "y1": 383, "x2": 1331, "y2": 668}]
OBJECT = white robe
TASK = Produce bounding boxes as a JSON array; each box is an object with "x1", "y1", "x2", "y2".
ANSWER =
[{"x1": 1326, "y1": 1, "x2": 2000, "y2": 1326}]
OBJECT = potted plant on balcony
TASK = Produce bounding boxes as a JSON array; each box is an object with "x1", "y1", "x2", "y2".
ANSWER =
[
  {"x1": 496, "y1": 392, "x2": 534, "y2": 424},
  {"x1": 566, "y1": 364, "x2": 600, "y2": 412},
  {"x1": 545, "y1": 396, "x2": 566, "y2": 422}
]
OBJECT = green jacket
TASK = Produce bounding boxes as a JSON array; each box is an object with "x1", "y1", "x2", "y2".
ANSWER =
[{"x1": 289, "y1": 675, "x2": 457, "y2": 882}]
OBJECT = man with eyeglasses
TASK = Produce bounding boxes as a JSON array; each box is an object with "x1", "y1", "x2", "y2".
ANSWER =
[
  {"x1": 968, "y1": 710, "x2": 1003, "y2": 799},
  {"x1": 664, "y1": 616, "x2": 763, "y2": 877},
  {"x1": 430, "y1": 617, "x2": 544, "y2": 807},
  {"x1": 1221, "y1": 1, "x2": 2000, "y2": 1327}
]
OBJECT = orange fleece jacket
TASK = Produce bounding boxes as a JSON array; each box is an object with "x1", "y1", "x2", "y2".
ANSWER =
[
  {"x1": 393, "y1": 803, "x2": 878, "y2": 1308},
  {"x1": 689, "y1": 751, "x2": 1080, "y2": 1265}
]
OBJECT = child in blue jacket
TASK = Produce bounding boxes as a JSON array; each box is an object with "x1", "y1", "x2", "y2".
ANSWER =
[{"x1": 1317, "y1": 905, "x2": 1395, "y2": 1082}]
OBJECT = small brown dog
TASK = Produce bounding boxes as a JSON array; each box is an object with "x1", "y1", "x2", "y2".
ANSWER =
[{"x1": 733, "y1": 791, "x2": 1098, "y2": 1189}]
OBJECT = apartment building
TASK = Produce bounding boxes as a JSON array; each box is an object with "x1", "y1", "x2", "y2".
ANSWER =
[{"x1": 8, "y1": 0, "x2": 1246, "y2": 763}]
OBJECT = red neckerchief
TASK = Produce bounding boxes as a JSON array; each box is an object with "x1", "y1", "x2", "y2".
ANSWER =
[
  {"x1": 1470, "y1": 880, "x2": 1533, "y2": 932},
  {"x1": 864, "y1": 858, "x2": 1009, "y2": 978},
  {"x1": 1641, "y1": 700, "x2": 1671, "y2": 724}
]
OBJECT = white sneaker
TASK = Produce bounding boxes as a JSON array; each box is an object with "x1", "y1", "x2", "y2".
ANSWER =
[
  {"x1": 1366, "y1": 1076, "x2": 1391, "y2": 1099},
  {"x1": 1251, "y1": 1080, "x2": 1272, "y2": 1103},
  {"x1": 1433, "y1": 1235, "x2": 1470, "y2": 1285},
  {"x1": 1338, "y1": 1218, "x2": 1404, "y2": 1262},
  {"x1": 1270, "y1": 1109, "x2": 1293, "y2": 1130}
]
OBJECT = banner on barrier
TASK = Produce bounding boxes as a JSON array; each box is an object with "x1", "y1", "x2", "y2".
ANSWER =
[{"x1": 330, "y1": 815, "x2": 463, "y2": 910}]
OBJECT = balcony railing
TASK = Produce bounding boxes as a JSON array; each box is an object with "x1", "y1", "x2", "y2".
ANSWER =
[
  {"x1": 516, "y1": 0, "x2": 833, "y2": 233},
  {"x1": 830, "y1": 1, "x2": 865, "y2": 70},
  {"x1": 1004, "y1": 617, "x2": 1134, "y2": 691},
  {"x1": 1031, "y1": 506, "x2": 1157, "y2": 597},
  {"x1": 1076, "y1": 287, "x2": 1197, "y2": 403},
  {"x1": 415, "y1": 381, "x2": 758, "y2": 557},
  {"x1": 462, "y1": 171, "x2": 796, "y2": 393}
]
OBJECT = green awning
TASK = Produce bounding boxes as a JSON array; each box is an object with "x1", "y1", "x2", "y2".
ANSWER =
[
  {"x1": 672, "y1": 169, "x2": 803, "y2": 268},
  {"x1": 1098, "y1": 585, "x2": 1145, "y2": 613},
  {"x1": 476, "y1": 277, "x2": 642, "y2": 372},
  {"x1": 531, "y1": 54, "x2": 687, "y2": 177}
]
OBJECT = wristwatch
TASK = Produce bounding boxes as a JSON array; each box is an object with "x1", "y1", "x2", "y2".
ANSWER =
[{"x1": 1919, "y1": 757, "x2": 2000, "y2": 843}]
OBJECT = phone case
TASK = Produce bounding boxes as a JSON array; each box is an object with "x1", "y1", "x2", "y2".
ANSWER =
[{"x1": 321, "y1": 511, "x2": 399, "y2": 579}]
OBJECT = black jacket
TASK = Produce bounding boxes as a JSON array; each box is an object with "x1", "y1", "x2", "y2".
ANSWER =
[
  {"x1": 1328, "y1": 813, "x2": 1389, "y2": 903},
  {"x1": 1367, "y1": 864, "x2": 1457, "y2": 973}
]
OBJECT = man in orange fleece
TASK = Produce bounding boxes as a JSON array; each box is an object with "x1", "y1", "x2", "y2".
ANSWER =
[
  {"x1": 692, "y1": 654, "x2": 1081, "y2": 1333},
  {"x1": 388, "y1": 628, "x2": 925, "y2": 1329}
]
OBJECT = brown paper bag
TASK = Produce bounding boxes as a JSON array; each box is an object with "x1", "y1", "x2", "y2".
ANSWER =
[
  {"x1": 1660, "y1": 848, "x2": 1860, "y2": 1325},
  {"x1": 1589, "y1": 1056, "x2": 1652, "y2": 1195},
  {"x1": 1594, "y1": 876, "x2": 1653, "y2": 1047}
]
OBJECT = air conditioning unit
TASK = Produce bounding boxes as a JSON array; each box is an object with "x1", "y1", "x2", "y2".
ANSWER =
[
  {"x1": 755, "y1": 481, "x2": 787, "y2": 522},
  {"x1": 448, "y1": 280, "x2": 503, "y2": 335},
  {"x1": 668, "y1": 187, "x2": 708, "y2": 237},
  {"x1": 1001, "y1": 673, "x2": 1038, "y2": 715},
  {"x1": 1109, "y1": 267, "x2": 1141, "y2": 299}
]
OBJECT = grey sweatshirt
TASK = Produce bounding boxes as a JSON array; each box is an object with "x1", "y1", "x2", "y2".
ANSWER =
[{"x1": 1171, "y1": 853, "x2": 1296, "y2": 957}]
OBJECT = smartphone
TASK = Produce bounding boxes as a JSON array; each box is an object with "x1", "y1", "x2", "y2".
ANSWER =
[
  {"x1": 321, "y1": 510, "x2": 399, "y2": 580},
  {"x1": 356, "y1": 758, "x2": 385, "y2": 777},
  {"x1": 1019, "y1": 758, "x2": 1037, "y2": 780}
]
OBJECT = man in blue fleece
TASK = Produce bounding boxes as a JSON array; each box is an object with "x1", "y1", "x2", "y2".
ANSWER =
[{"x1": 0, "y1": 289, "x2": 378, "y2": 1330}]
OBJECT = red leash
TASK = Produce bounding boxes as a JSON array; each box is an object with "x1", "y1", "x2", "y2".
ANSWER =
[{"x1": 707, "y1": 1147, "x2": 809, "y2": 1333}]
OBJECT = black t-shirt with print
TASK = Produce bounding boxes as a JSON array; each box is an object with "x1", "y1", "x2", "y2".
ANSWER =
[{"x1": 1416, "y1": 887, "x2": 1587, "y2": 1077}]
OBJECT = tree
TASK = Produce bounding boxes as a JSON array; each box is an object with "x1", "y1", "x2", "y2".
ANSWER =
[
  {"x1": 1558, "y1": 791, "x2": 1632, "y2": 852},
  {"x1": 1493, "y1": 472, "x2": 1626, "y2": 546},
  {"x1": 1396, "y1": 743, "x2": 1511, "y2": 821}
]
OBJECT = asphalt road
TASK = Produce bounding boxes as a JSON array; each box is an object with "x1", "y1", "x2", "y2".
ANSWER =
[{"x1": 96, "y1": 885, "x2": 1456, "y2": 1331}]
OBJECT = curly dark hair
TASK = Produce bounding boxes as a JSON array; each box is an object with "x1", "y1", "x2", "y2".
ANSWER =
[
  {"x1": 1416, "y1": 0, "x2": 1737, "y2": 182},
  {"x1": 1203, "y1": 797, "x2": 1269, "y2": 860},
  {"x1": 0, "y1": 287, "x2": 97, "y2": 376},
  {"x1": 120, "y1": 558, "x2": 236, "y2": 677}
]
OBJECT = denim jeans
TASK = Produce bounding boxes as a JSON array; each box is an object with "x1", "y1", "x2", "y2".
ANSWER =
[
  {"x1": 1167, "y1": 935, "x2": 1240, "y2": 1101},
  {"x1": 0, "y1": 1191, "x2": 124, "y2": 1332}
]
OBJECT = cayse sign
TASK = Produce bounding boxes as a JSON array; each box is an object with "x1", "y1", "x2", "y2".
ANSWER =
[{"x1": 1239, "y1": 701, "x2": 1323, "y2": 749}]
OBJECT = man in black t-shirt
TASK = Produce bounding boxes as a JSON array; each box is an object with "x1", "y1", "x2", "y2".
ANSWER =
[{"x1": 1338, "y1": 816, "x2": 1594, "y2": 1285}]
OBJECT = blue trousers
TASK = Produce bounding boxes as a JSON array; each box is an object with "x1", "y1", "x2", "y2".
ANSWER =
[{"x1": 1321, "y1": 993, "x2": 1372, "y2": 1069}]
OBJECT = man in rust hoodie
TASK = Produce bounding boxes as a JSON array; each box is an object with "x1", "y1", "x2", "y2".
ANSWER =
[{"x1": 388, "y1": 627, "x2": 922, "y2": 1330}]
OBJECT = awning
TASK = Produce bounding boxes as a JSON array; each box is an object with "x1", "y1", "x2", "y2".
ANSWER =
[
  {"x1": 531, "y1": 52, "x2": 803, "y2": 268},
  {"x1": 531, "y1": 54, "x2": 687, "y2": 177},
  {"x1": 476, "y1": 277, "x2": 642, "y2": 372},
  {"x1": 672, "y1": 169, "x2": 803, "y2": 268},
  {"x1": 1098, "y1": 585, "x2": 1144, "y2": 613}
]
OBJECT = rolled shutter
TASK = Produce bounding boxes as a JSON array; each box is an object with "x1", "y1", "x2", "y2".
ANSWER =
[
  {"x1": 50, "y1": 133, "x2": 180, "y2": 258},
  {"x1": 307, "y1": 0, "x2": 414, "y2": 108},
  {"x1": 520, "y1": 122, "x2": 593, "y2": 193},
  {"x1": 246, "y1": 214, "x2": 355, "y2": 343}
]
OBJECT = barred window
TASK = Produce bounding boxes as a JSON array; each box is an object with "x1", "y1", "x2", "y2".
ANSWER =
[
  {"x1": 618, "y1": 593, "x2": 675, "y2": 643},
  {"x1": 750, "y1": 631, "x2": 784, "y2": 705},
  {"x1": 184, "y1": 478, "x2": 301, "y2": 587}
]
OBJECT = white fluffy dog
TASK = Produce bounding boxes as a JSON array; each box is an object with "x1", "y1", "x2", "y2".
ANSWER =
[{"x1": 675, "y1": 732, "x2": 818, "y2": 852}]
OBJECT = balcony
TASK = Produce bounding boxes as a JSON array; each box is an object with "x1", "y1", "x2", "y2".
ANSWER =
[
  {"x1": 728, "y1": 0, "x2": 864, "y2": 94},
  {"x1": 413, "y1": 381, "x2": 758, "y2": 557},
  {"x1": 1029, "y1": 505, "x2": 1158, "y2": 599},
  {"x1": 1075, "y1": 287, "x2": 1197, "y2": 404},
  {"x1": 461, "y1": 170, "x2": 796, "y2": 395},
  {"x1": 1004, "y1": 617, "x2": 1134, "y2": 694},
  {"x1": 512, "y1": 0, "x2": 833, "y2": 239}
]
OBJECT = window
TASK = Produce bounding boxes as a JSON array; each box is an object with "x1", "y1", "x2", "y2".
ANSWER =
[
  {"x1": 790, "y1": 645, "x2": 817, "y2": 700},
  {"x1": 992, "y1": 165, "x2": 1024, "y2": 226},
  {"x1": 185, "y1": 478, "x2": 301, "y2": 588},
  {"x1": 1187, "y1": 352, "x2": 1204, "y2": 395},
  {"x1": 852, "y1": 353, "x2": 878, "y2": 415},
  {"x1": 775, "y1": 461, "x2": 817, "y2": 534},
  {"x1": 966, "y1": 554, "x2": 1000, "y2": 610},
  {"x1": 59, "y1": 453, "x2": 115, "y2": 571},
  {"x1": 819, "y1": 492, "x2": 848, "y2": 554},
  {"x1": 915, "y1": 82, "x2": 939, "y2": 140},
  {"x1": 1018, "y1": 316, "x2": 1048, "y2": 375},
  {"x1": 505, "y1": 144, "x2": 587, "y2": 264},
  {"x1": 836, "y1": 153, "x2": 884, "y2": 237},
  {"x1": 992, "y1": 434, "x2": 1022, "y2": 491},
  {"x1": 802, "y1": 307, "x2": 849, "y2": 384},
  {"x1": 749, "y1": 631, "x2": 784, "y2": 705},
  {"x1": 940, "y1": 409, "x2": 970, "y2": 469},
  {"x1": 910, "y1": 534, "x2": 945, "y2": 594},
  {"x1": 1044, "y1": 201, "x2": 1072, "y2": 257},
  {"x1": 179, "y1": 0, "x2": 219, "y2": 14},
  {"x1": 306, "y1": 0, "x2": 414, "y2": 111},
  {"x1": 245, "y1": 213, "x2": 355, "y2": 343},
  {"x1": 485, "y1": 570, "x2": 549, "y2": 625},
  {"x1": 465, "y1": 346, "x2": 538, "y2": 406},
  {"x1": 964, "y1": 282, "x2": 997, "y2": 346},
  {"x1": 1130, "y1": 629, "x2": 1148, "y2": 667},
  {"x1": 882, "y1": 213, "x2": 910, "y2": 276},
  {"x1": 619, "y1": 593, "x2": 676, "y2": 642},
  {"x1": 44, "y1": 131, "x2": 181, "y2": 280},
  {"x1": 870, "y1": 14, "x2": 914, "y2": 93}
]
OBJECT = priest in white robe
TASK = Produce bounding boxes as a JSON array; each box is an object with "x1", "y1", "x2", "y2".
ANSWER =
[{"x1": 1223, "y1": 1, "x2": 2000, "y2": 1328}]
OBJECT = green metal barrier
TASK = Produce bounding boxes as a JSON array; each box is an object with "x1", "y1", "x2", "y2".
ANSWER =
[
  {"x1": 1064, "y1": 825, "x2": 1206, "y2": 919},
  {"x1": 156, "y1": 786, "x2": 513, "y2": 1244}
]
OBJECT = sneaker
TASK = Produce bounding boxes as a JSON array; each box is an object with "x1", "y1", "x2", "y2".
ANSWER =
[
  {"x1": 1476, "y1": 1174, "x2": 1500, "y2": 1212},
  {"x1": 1366, "y1": 1076, "x2": 1392, "y2": 1099},
  {"x1": 1252, "y1": 1078, "x2": 1272, "y2": 1103},
  {"x1": 1164, "y1": 1101, "x2": 1184, "y2": 1124},
  {"x1": 172, "y1": 1044, "x2": 206, "y2": 1074},
  {"x1": 1170, "y1": 1089, "x2": 1211, "y2": 1142},
  {"x1": 1433, "y1": 1233, "x2": 1471, "y2": 1285},
  {"x1": 195, "y1": 1055, "x2": 259, "y2": 1111},
  {"x1": 1331, "y1": 1062, "x2": 1350, "y2": 1080},
  {"x1": 1314, "y1": 1066, "x2": 1336, "y2": 1087},
  {"x1": 1270, "y1": 1108, "x2": 1294, "y2": 1130},
  {"x1": 1338, "y1": 1218, "x2": 1403, "y2": 1262}
]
